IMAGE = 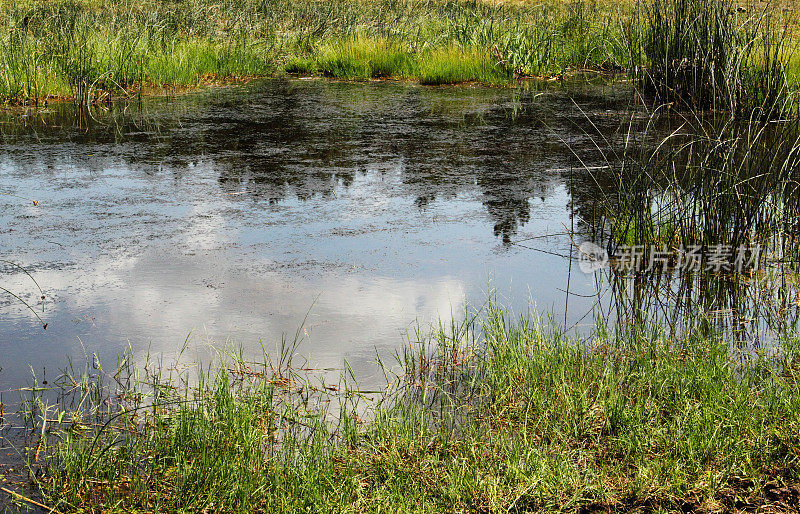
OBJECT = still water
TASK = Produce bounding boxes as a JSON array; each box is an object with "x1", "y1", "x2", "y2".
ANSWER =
[{"x1": 0, "y1": 78, "x2": 636, "y2": 389}]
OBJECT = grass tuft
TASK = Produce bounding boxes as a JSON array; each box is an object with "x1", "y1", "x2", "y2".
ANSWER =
[
  {"x1": 418, "y1": 46, "x2": 510, "y2": 85},
  {"x1": 317, "y1": 36, "x2": 415, "y2": 80}
]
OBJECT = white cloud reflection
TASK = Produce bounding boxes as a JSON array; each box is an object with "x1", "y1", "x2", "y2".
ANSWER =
[{"x1": 2, "y1": 248, "x2": 465, "y2": 381}]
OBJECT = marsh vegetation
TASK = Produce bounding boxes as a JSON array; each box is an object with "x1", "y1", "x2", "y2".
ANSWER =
[
  {"x1": 3, "y1": 0, "x2": 800, "y2": 512},
  {"x1": 14, "y1": 304, "x2": 800, "y2": 512},
  {"x1": 9, "y1": 91, "x2": 800, "y2": 511},
  {"x1": 2, "y1": 0, "x2": 797, "y2": 104}
]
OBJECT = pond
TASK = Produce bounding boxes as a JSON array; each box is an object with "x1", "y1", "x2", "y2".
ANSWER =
[{"x1": 1, "y1": 77, "x2": 653, "y2": 389}]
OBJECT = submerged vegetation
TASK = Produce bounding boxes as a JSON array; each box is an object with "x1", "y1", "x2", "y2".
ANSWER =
[
  {"x1": 13, "y1": 305, "x2": 800, "y2": 512},
  {"x1": 0, "y1": 0, "x2": 798, "y2": 104}
]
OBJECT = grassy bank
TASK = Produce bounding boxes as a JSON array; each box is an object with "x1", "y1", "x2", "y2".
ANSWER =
[
  {"x1": 0, "y1": 0, "x2": 630, "y2": 103},
  {"x1": 2, "y1": 0, "x2": 797, "y2": 104},
  {"x1": 20, "y1": 305, "x2": 800, "y2": 512}
]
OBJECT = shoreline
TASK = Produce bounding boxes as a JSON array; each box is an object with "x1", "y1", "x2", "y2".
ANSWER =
[
  {"x1": 13, "y1": 307, "x2": 800, "y2": 512},
  {"x1": 0, "y1": 68, "x2": 626, "y2": 109}
]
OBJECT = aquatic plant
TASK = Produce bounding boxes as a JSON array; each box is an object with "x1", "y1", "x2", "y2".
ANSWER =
[
  {"x1": 417, "y1": 45, "x2": 510, "y2": 85},
  {"x1": 640, "y1": 0, "x2": 797, "y2": 117},
  {"x1": 316, "y1": 36, "x2": 415, "y2": 80},
  {"x1": 15, "y1": 302, "x2": 800, "y2": 512},
  {"x1": 563, "y1": 95, "x2": 800, "y2": 346},
  {"x1": 602, "y1": 111, "x2": 800, "y2": 257},
  {"x1": 0, "y1": 0, "x2": 797, "y2": 104}
]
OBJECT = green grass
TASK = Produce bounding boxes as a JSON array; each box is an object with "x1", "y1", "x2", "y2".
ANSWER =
[
  {"x1": 309, "y1": 37, "x2": 510, "y2": 84},
  {"x1": 316, "y1": 37, "x2": 416, "y2": 80},
  {"x1": 0, "y1": 0, "x2": 278, "y2": 102},
  {"x1": 418, "y1": 46, "x2": 510, "y2": 85},
  {"x1": 24, "y1": 304, "x2": 800, "y2": 512},
  {"x1": 0, "y1": 0, "x2": 797, "y2": 104},
  {"x1": 0, "y1": 0, "x2": 622, "y2": 102},
  {"x1": 146, "y1": 39, "x2": 272, "y2": 86}
]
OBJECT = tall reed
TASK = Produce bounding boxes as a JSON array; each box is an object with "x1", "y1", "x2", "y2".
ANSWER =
[{"x1": 641, "y1": 0, "x2": 796, "y2": 117}]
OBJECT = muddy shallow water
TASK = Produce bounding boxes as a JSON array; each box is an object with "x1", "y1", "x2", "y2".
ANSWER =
[{"x1": 0, "y1": 78, "x2": 637, "y2": 389}]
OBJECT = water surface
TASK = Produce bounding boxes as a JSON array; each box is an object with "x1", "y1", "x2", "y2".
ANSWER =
[{"x1": 0, "y1": 78, "x2": 636, "y2": 388}]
